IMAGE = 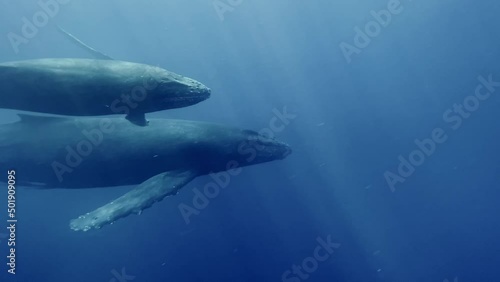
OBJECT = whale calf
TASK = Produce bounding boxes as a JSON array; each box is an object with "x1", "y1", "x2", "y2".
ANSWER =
[
  {"x1": 0, "y1": 115, "x2": 291, "y2": 231},
  {"x1": 0, "y1": 58, "x2": 211, "y2": 125}
]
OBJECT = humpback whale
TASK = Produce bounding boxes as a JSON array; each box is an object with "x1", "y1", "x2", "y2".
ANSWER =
[
  {"x1": 0, "y1": 58, "x2": 211, "y2": 125},
  {"x1": 0, "y1": 115, "x2": 291, "y2": 231}
]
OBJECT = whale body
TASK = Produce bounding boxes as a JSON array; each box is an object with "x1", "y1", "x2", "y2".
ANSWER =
[
  {"x1": 0, "y1": 115, "x2": 291, "y2": 231},
  {"x1": 0, "y1": 58, "x2": 211, "y2": 125}
]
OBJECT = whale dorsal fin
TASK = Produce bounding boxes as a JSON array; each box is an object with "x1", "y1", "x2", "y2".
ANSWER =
[{"x1": 17, "y1": 114, "x2": 69, "y2": 123}]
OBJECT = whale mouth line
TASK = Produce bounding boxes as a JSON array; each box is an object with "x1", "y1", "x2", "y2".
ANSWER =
[{"x1": 163, "y1": 94, "x2": 210, "y2": 103}]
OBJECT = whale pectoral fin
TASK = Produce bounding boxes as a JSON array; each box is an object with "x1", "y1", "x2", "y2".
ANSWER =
[
  {"x1": 125, "y1": 112, "x2": 149, "y2": 126},
  {"x1": 69, "y1": 170, "x2": 198, "y2": 232},
  {"x1": 57, "y1": 26, "x2": 114, "y2": 60}
]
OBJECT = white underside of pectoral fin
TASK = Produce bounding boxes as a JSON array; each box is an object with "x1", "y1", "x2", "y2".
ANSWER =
[{"x1": 69, "y1": 170, "x2": 198, "y2": 231}]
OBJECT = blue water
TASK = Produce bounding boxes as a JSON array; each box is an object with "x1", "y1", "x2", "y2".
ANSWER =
[{"x1": 1, "y1": 0, "x2": 500, "y2": 281}]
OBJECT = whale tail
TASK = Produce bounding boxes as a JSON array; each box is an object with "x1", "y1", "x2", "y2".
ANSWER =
[{"x1": 57, "y1": 26, "x2": 114, "y2": 60}]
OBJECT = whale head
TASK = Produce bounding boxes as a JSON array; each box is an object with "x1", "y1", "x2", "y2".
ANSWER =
[
  {"x1": 147, "y1": 67, "x2": 211, "y2": 111},
  {"x1": 238, "y1": 129, "x2": 292, "y2": 163},
  {"x1": 189, "y1": 126, "x2": 292, "y2": 174}
]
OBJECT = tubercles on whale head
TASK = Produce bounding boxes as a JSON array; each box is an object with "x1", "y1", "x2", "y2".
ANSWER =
[
  {"x1": 238, "y1": 129, "x2": 292, "y2": 164},
  {"x1": 182, "y1": 126, "x2": 291, "y2": 174},
  {"x1": 148, "y1": 67, "x2": 211, "y2": 110}
]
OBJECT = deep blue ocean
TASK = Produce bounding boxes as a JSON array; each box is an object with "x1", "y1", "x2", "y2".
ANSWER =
[{"x1": 0, "y1": 0, "x2": 499, "y2": 281}]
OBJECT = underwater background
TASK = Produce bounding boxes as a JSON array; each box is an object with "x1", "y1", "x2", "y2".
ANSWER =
[{"x1": 1, "y1": 0, "x2": 500, "y2": 281}]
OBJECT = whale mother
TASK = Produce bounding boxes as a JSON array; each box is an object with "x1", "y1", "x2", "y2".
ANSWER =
[
  {"x1": 0, "y1": 115, "x2": 291, "y2": 231},
  {"x1": 0, "y1": 58, "x2": 211, "y2": 125}
]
